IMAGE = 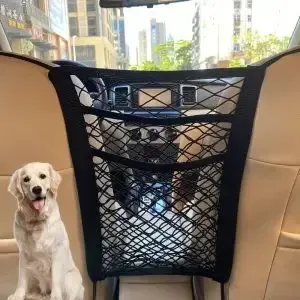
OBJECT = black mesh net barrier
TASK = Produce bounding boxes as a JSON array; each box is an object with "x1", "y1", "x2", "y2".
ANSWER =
[{"x1": 49, "y1": 66, "x2": 265, "y2": 283}]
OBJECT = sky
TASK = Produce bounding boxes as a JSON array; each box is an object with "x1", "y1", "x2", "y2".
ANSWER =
[
  {"x1": 123, "y1": 0, "x2": 300, "y2": 65},
  {"x1": 251, "y1": 0, "x2": 300, "y2": 36},
  {"x1": 124, "y1": 1, "x2": 194, "y2": 64}
]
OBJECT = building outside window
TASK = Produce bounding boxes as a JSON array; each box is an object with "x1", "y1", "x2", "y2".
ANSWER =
[
  {"x1": 75, "y1": 45, "x2": 96, "y2": 67},
  {"x1": 66, "y1": 3, "x2": 118, "y2": 68},
  {"x1": 86, "y1": 0, "x2": 96, "y2": 12},
  {"x1": 32, "y1": 0, "x2": 40, "y2": 9},
  {"x1": 234, "y1": 27, "x2": 240, "y2": 36},
  {"x1": 68, "y1": 0, "x2": 77, "y2": 13},
  {"x1": 234, "y1": 1, "x2": 241, "y2": 9},
  {"x1": 234, "y1": 14, "x2": 241, "y2": 26},
  {"x1": 88, "y1": 16, "x2": 97, "y2": 36},
  {"x1": 69, "y1": 17, "x2": 79, "y2": 36},
  {"x1": 233, "y1": 43, "x2": 240, "y2": 52},
  {"x1": 35, "y1": 48, "x2": 46, "y2": 59}
]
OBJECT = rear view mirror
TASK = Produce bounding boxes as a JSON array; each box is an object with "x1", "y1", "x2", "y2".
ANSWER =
[{"x1": 99, "y1": 0, "x2": 190, "y2": 8}]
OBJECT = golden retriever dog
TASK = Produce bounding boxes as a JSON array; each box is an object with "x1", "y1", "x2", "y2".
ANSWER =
[{"x1": 7, "y1": 162, "x2": 84, "y2": 300}]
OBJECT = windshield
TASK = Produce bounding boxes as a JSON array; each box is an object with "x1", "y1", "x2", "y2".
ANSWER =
[{"x1": 0, "y1": 0, "x2": 299, "y2": 70}]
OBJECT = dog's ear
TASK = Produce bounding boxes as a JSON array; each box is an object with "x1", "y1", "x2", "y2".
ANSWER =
[
  {"x1": 8, "y1": 169, "x2": 24, "y2": 200},
  {"x1": 48, "y1": 164, "x2": 62, "y2": 196}
]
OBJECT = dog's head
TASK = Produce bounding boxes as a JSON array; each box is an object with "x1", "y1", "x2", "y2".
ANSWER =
[{"x1": 8, "y1": 162, "x2": 61, "y2": 214}]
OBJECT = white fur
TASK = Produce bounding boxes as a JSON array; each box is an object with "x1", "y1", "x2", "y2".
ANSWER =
[{"x1": 7, "y1": 162, "x2": 84, "y2": 300}]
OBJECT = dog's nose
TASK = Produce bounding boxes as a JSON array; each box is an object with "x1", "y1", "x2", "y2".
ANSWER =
[{"x1": 32, "y1": 186, "x2": 42, "y2": 195}]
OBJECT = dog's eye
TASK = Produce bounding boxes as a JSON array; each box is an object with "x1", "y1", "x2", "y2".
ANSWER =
[
  {"x1": 40, "y1": 174, "x2": 46, "y2": 179},
  {"x1": 23, "y1": 176, "x2": 30, "y2": 183}
]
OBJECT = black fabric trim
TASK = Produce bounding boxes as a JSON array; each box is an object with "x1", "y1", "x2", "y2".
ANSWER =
[
  {"x1": 113, "y1": 278, "x2": 120, "y2": 300},
  {"x1": 54, "y1": 65, "x2": 248, "y2": 82},
  {"x1": 0, "y1": 51, "x2": 53, "y2": 69},
  {"x1": 48, "y1": 68, "x2": 103, "y2": 281},
  {"x1": 213, "y1": 65, "x2": 266, "y2": 282},
  {"x1": 221, "y1": 283, "x2": 225, "y2": 300},
  {"x1": 92, "y1": 149, "x2": 224, "y2": 172},
  {"x1": 253, "y1": 46, "x2": 300, "y2": 67},
  {"x1": 82, "y1": 105, "x2": 234, "y2": 125},
  {"x1": 101, "y1": 266, "x2": 215, "y2": 278}
]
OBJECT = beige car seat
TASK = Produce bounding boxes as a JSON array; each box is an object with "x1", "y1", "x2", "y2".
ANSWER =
[
  {"x1": 0, "y1": 53, "x2": 108, "y2": 300},
  {"x1": 118, "y1": 48, "x2": 300, "y2": 300},
  {"x1": 201, "y1": 48, "x2": 300, "y2": 300}
]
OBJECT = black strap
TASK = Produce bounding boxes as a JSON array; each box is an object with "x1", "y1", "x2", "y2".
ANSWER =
[
  {"x1": 93, "y1": 281, "x2": 97, "y2": 300},
  {"x1": 49, "y1": 69, "x2": 103, "y2": 281},
  {"x1": 113, "y1": 277, "x2": 120, "y2": 300},
  {"x1": 213, "y1": 66, "x2": 266, "y2": 282},
  {"x1": 92, "y1": 148, "x2": 225, "y2": 172},
  {"x1": 81, "y1": 104, "x2": 234, "y2": 124},
  {"x1": 221, "y1": 283, "x2": 225, "y2": 300}
]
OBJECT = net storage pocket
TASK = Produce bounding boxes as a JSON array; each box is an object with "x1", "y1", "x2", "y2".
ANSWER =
[
  {"x1": 49, "y1": 66, "x2": 266, "y2": 284},
  {"x1": 90, "y1": 113, "x2": 226, "y2": 275}
]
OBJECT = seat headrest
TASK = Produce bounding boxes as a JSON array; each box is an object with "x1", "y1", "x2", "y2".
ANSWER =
[{"x1": 53, "y1": 59, "x2": 108, "y2": 109}]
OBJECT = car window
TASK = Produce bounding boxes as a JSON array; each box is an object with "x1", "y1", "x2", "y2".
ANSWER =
[{"x1": 0, "y1": 0, "x2": 300, "y2": 69}]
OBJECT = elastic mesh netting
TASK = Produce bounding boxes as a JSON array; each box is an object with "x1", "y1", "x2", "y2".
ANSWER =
[{"x1": 49, "y1": 67, "x2": 263, "y2": 283}]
